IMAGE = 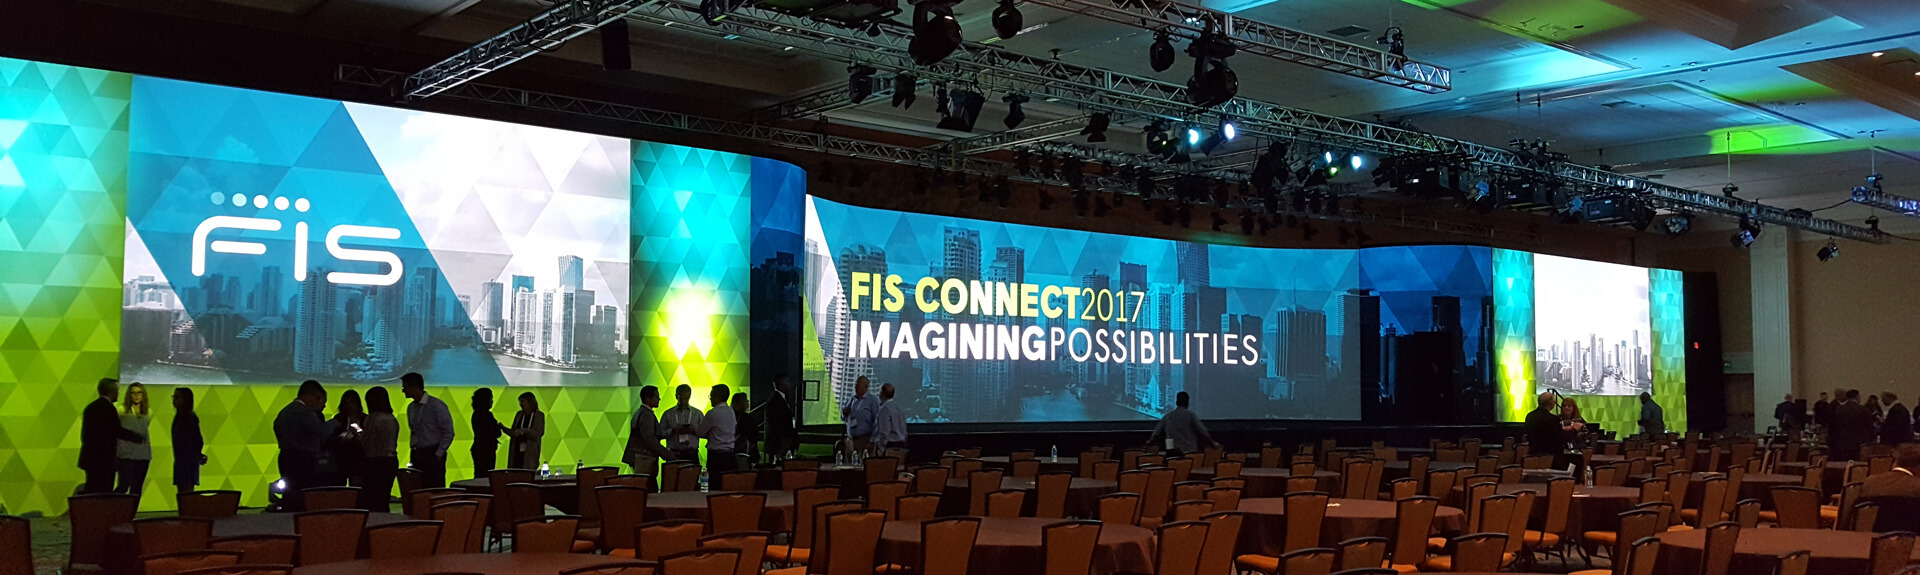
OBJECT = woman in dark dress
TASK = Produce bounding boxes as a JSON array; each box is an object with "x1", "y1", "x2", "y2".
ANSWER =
[
  {"x1": 328, "y1": 390, "x2": 365, "y2": 486},
  {"x1": 171, "y1": 388, "x2": 205, "y2": 497},
  {"x1": 470, "y1": 388, "x2": 504, "y2": 476}
]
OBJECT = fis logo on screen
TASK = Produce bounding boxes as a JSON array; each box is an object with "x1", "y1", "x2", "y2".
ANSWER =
[{"x1": 191, "y1": 193, "x2": 404, "y2": 286}]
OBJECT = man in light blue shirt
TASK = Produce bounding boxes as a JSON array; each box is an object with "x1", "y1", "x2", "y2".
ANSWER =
[
  {"x1": 841, "y1": 376, "x2": 881, "y2": 453},
  {"x1": 403, "y1": 372, "x2": 455, "y2": 487},
  {"x1": 875, "y1": 383, "x2": 908, "y2": 452},
  {"x1": 1638, "y1": 392, "x2": 1665, "y2": 438}
]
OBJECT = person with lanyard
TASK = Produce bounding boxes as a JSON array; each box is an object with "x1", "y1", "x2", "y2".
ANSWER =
[
  {"x1": 507, "y1": 392, "x2": 547, "y2": 470},
  {"x1": 697, "y1": 385, "x2": 739, "y2": 473},
  {"x1": 875, "y1": 383, "x2": 908, "y2": 453},
  {"x1": 841, "y1": 376, "x2": 881, "y2": 455},
  {"x1": 402, "y1": 372, "x2": 455, "y2": 488},
  {"x1": 660, "y1": 384, "x2": 705, "y2": 464}
]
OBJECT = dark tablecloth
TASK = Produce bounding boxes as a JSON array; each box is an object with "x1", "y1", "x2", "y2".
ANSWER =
[
  {"x1": 878, "y1": 517, "x2": 1154, "y2": 575},
  {"x1": 1654, "y1": 527, "x2": 1920, "y2": 575},
  {"x1": 293, "y1": 553, "x2": 625, "y2": 575},
  {"x1": 978, "y1": 456, "x2": 1080, "y2": 476},
  {"x1": 1188, "y1": 468, "x2": 1341, "y2": 498},
  {"x1": 1626, "y1": 472, "x2": 1803, "y2": 509},
  {"x1": 1235, "y1": 497, "x2": 1466, "y2": 555},
  {"x1": 939, "y1": 477, "x2": 1117, "y2": 517},
  {"x1": 107, "y1": 513, "x2": 408, "y2": 575},
  {"x1": 644, "y1": 490, "x2": 796, "y2": 531},
  {"x1": 450, "y1": 475, "x2": 579, "y2": 514}
]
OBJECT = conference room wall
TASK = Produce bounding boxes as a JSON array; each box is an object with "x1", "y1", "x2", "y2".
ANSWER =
[{"x1": 1788, "y1": 238, "x2": 1920, "y2": 406}]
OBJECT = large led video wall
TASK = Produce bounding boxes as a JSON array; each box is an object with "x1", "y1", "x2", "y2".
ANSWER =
[{"x1": 803, "y1": 196, "x2": 1499, "y2": 424}]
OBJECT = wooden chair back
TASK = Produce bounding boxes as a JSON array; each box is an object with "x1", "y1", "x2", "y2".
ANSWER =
[
  {"x1": 366, "y1": 520, "x2": 443, "y2": 559},
  {"x1": 708, "y1": 492, "x2": 768, "y2": 536},
  {"x1": 67, "y1": 494, "x2": 141, "y2": 568},
  {"x1": 178, "y1": 490, "x2": 242, "y2": 519},
  {"x1": 292, "y1": 510, "x2": 369, "y2": 565},
  {"x1": 895, "y1": 493, "x2": 942, "y2": 522},
  {"x1": 427, "y1": 500, "x2": 479, "y2": 554},
  {"x1": 699, "y1": 532, "x2": 770, "y2": 575},
  {"x1": 1042, "y1": 520, "x2": 1102, "y2": 575},
  {"x1": 915, "y1": 518, "x2": 980, "y2": 575},
  {"x1": 1153, "y1": 521, "x2": 1211, "y2": 575}
]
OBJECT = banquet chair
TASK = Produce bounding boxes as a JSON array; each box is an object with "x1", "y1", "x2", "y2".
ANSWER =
[
  {"x1": 1363, "y1": 459, "x2": 1386, "y2": 501},
  {"x1": 1732, "y1": 499, "x2": 1761, "y2": 529},
  {"x1": 509, "y1": 516, "x2": 583, "y2": 554},
  {"x1": 1042, "y1": 521, "x2": 1102, "y2": 575},
  {"x1": 1121, "y1": 449, "x2": 1143, "y2": 471},
  {"x1": 1138, "y1": 467, "x2": 1176, "y2": 528},
  {"x1": 673, "y1": 465, "x2": 703, "y2": 494},
  {"x1": 429, "y1": 501, "x2": 480, "y2": 554},
  {"x1": 782, "y1": 469, "x2": 820, "y2": 491},
  {"x1": 774, "y1": 500, "x2": 858, "y2": 570},
  {"x1": 910, "y1": 466, "x2": 949, "y2": 494},
  {"x1": 1261, "y1": 446, "x2": 1286, "y2": 469},
  {"x1": 1169, "y1": 457, "x2": 1197, "y2": 483},
  {"x1": 636, "y1": 520, "x2": 708, "y2": 562},
  {"x1": 176, "y1": 565, "x2": 296, "y2": 575},
  {"x1": 141, "y1": 551, "x2": 243, "y2": 575},
  {"x1": 1202, "y1": 446, "x2": 1225, "y2": 468},
  {"x1": 887, "y1": 517, "x2": 977, "y2": 575},
  {"x1": 577, "y1": 466, "x2": 620, "y2": 525},
  {"x1": 1694, "y1": 521, "x2": 1740, "y2": 575},
  {"x1": 504, "y1": 483, "x2": 548, "y2": 526},
  {"x1": 1499, "y1": 465, "x2": 1524, "y2": 485},
  {"x1": 1169, "y1": 500, "x2": 1214, "y2": 522},
  {"x1": 1723, "y1": 466, "x2": 1748, "y2": 518},
  {"x1": 608, "y1": 474, "x2": 655, "y2": 490},
  {"x1": 1457, "y1": 483, "x2": 1497, "y2": 534},
  {"x1": 1852, "y1": 501, "x2": 1881, "y2": 532},
  {"x1": 1173, "y1": 481, "x2": 1209, "y2": 503},
  {"x1": 1869, "y1": 531, "x2": 1915, "y2": 575},
  {"x1": 957, "y1": 447, "x2": 984, "y2": 458},
  {"x1": 951, "y1": 459, "x2": 984, "y2": 479},
  {"x1": 1474, "y1": 456, "x2": 1499, "y2": 476},
  {"x1": 1497, "y1": 489, "x2": 1536, "y2": 563},
  {"x1": 1427, "y1": 533, "x2": 1505, "y2": 573},
  {"x1": 133, "y1": 517, "x2": 215, "y2": 555},
  {"x1": 865, "y1": 457, "x2": 901, "y2": 484},
  {"x1": 718, "y1": 472, "x2": 758, "y2": 492},
  {"x1": 660, "y1": 548, "x2": 740, "y2": 575},
  {"x1": 293, "y1": 509, "x2": 368, "y2": 565},
  {"x1": 1869, "y1": 456, "x2": 1894, "y2": 477},
  {"x1": 1204, "y1": 487, "x2": 1241, "y2": 512},
  {"x1": 1523, "y1": 478, "x2": 1575, "y2": 561},
  {"x1": 1153, "y1": 521, "x2": 1211, "y2": 575},
  {"x1": 1568, "y1": 535, "x2": 1661, "y2": 575},
  {"x1": 1593, "y1": 464, "x2": 1625, "y2": 487},
  {"x1": 208, "y1": 536, "x2": 297, "y2": 565},
  {"x1": 432, "y1": 494, "x2": 493, "y2": 553},
  {"x1": 178, "y1": 490, "x2": 243, "y2": 519},
  {"x1": 302, "y1": 487, "x2": 360, "y2": 511},
  {"x1": 1425, "y1": 470, "x2": 1458, "y2": 501},
  {"x1": 1773, "y1": 549, "x2": 1810, "y2": 575},
  {"x1": 784, "y1": 459, "x2": 822, "y2": 471},
  {"x1": 986, "y1": 489, "x2": 1027, "y2": 519},
  {"x1": 1636, "y1": 479, "x2": 1667, "y2": 506},
  {"x1": 698, "y1": 532, "x2": 769, "y2": 575},
  {"x1": 867, "y1": 481, "x2": 909, "y2": 521},
  {"x1": 1388, "y1": 479, "x2": 1419, "y2": 502},
  {"x1": 1341, "y1": 459, "x2": 1373, "y2": 500},
  {"x1": 67, "y1": 494, "x2": 140, "y2": 573},
  {"x1": 894, "y1": 493, "x2": 942, "y2": 522},
  {"x1": 1035, "y1": 473, "x2": 1072, "y2": 518},
  {"x1": 1663, "y1": 471, "x2": 1694, "y2": 526},
  {"x1": 1282, "y1": 476, "x2": 1319, "y2": 496},
  {"x1": 1767, "y1": 487, "x2": 1822, "y2": 529},
  {"x1": 658, "y1": 462, "x2": 694, "y2": 492},
  {"x1": 967, "y1": 470, "x2": 1005, "y2": 517},
  {"x1": 1077, "y1": 452, "x2": 1101, "y2": 478},
  {"x1": 708, "y1": 492, "x2": 768, "y2": 536},
  {"x1": 557, "y1": 562, "x2": 657, "y2": 575},
  {"x1": 1010, "y1": 449, "x2": 1036, "y2": 461},
  {"x1": 1277, "y1": 549, "x2": 1336, "y2": 575},
  {"x1": 1523, "y1": 455, "x2": 1555, "y2": 470},
  {"x1": 1097, "y1": 493, "x2": 1140, "y2": 526},
  {"x1": 0, "y1": 515, "x2": 29, "y2": 575},
  {"x1": 1582, "y1": 509, "x2": 1660, "y2": 566},
  {"x1": 1192, "y1": 510, "x2": 1245, "y2": 575},
  {"x1": 365, "y1": 520, "x2": 443, "y2": 559},
  {"x1": 598, "y1": 486, "x2": 648, "y2": 555},
  {"x1": 1333, "y1": 537, "x2": 1388, "y2": 572},
  {"x1": 1406, "y1": 456, "x2": 1431, "y2": 492},
  {"x1": 1434, "y1": 448, "x2": 1466, "y2": 463},
  {"x1": 771, "y1": 509, "x2": 885, "y2": 575},
  {"x1": 396, "y1": 468, "x2": 424, "y2": 503},
  {"x1": 764, "y1": 487, "x2": 840, "y2": 566},
  {"x1": 1287, "y1": 491, "x2": 1331, "y2": 553},
  {"x1": 487, "y1": 469, "x2": 537, "y2": 548},
  {"x1": 407, "y1": 488, "x2": 465, "y2": 520},
  {"x1": 1680, "y1": 477, "x2": 1729, "y2": 527},
  {"x1": 1423, "y1": 495, "x2": 1516, "y2": 571},
  {"x1": 1138, "y1": 454, "x2": 1166, "y2": 469},
  {"x1": 1826, "y1": 482, "x2": 1865, "y2": 528},
  {"x1": 1382, "y1": 496, "x2": 1439, "y2": 573},
  {"x1": 1291, "y1": 460, "x2": 1318, "y2": 476},
  {"x1": 1213, "y1": 477, "x2": 1248, "y2": 491},
  {"x1": 1463, "y1": 473, "x2": 1499, "y2": 489},
  {"x1": 1010, "y1": 459, "x2": 1041, "y2": 479}
]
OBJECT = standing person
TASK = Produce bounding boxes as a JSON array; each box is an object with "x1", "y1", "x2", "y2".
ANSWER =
[
  {"x1": 507, "y1": 393, "x2": 546, "y2": 470},
  {"x1": 875, "y1": 383, "x2": 908, "y2": 453},
  {"x1": 1145, "y1": 391, "x2": 1216, "y2": 456},
  {"x1": 762, "y1": 375, "x2": 798, "y2": 461},
  {"x1": 470, "y1": 389, "x2": 503, "y2": 475},
  {"x1": 661, "y1": 385, "x2": 704, "y2": 463},
  {"x1": 1832, "y1": 390, "x2": 1871, "y2": 461},
  {"x1": 171, "y1": 388, "x2": 205, "y2": 498},
  {"x1": 359, "y1": 387, "x2": 400, "y2": 512},
  {"x1": 1526, "y1": 392, "x2": 1566, "y2": 466},
  {"x1": 624, "y1": 386, "x2": 674, "y2": 480},
  {"x1": 402, "y1": 373, "x2": 455, "y2": 488},
  {"x1": 274, "y1": 380, "x2": 331, "y2": 511},
  {"x1": 1868, "y1": 394, "x2": 1886, "y2": 433},
  {"x1": 1814, "y1": 392, "x2": 1834, "y2": 431},
  {"x1": 1637, "y1": 392, "x2": 1665, "y2": 438},
  {"x1": 329, "y1": 390, "x2": 366, "y2": 486},
  {"x1": 115, "y1": 383, "x2": 154, "y2": 497},
  {"x1": 1559, "y1": 396, "x2": 1586, "y2": 432},
  {"x1": 840, "y1": 376, "x2": 881, "y2": 454},
  {"x1": 732, "y1": 392, "x2": 760, "y2": 463},
  {"x1": 1775, "y1": 394, "x2": 1798, "y2": 431},
  {"x1": 81, "y1": 379, "x2": 141, "y2": 494},
  {"x1": 1883, "y1": 392, "x2": 1913, "y2": 445},
  {"x1": 697, "y1": 385, "x2": 738, "y2": 474}
]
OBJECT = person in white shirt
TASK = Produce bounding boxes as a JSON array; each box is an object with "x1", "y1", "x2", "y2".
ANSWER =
[
  {"x1": 660, "y1": 384, "x2": 704, "y2": 463},
  {"x1": 697, "y1": 384, "x2": 739, "y2": 474},
  {"x1": 876, "y1": 383, "x2": 908, "y2": 452}
]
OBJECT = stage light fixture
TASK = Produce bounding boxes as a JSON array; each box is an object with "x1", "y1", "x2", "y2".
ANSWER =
[
  {"x1": 1210, "y1": 210, "x2": 1227, "y2": 231},
  {"x1": 847, "y1": 65, "x2": 877, "y2": 103},
  {"x1": 1186, "y1": 126, "x2": 1203, "y2": 147},
  {"x1": 1002, "y1": 93, "x2": 1029, "y2": 129},
  {"x1": 1149, "y1": 31, "x2": 1176, "y2": 72},
  {"x1": 1323, "y1": 151, "x2": 1335, "y2": 164},
  {"x1": 1349, "y1": 154, "x2": 1364, "y2": 170},
  {"x1": 1662, "y1": 214, "x2": 1692, "y2": 237},
  {"x1": 1868, "y1": 215, "x2": 1882, "y2": 233},
  {"x1": 599, "y1": 20, "x2": 631, "y2": 71},
  {"x1": 992, "y1": 0, "x2": 1024, "y2": 39},
  {"x1": 1184, "y1": 32, "x2": 1239, "y2": 108},
  {"x1": 937, "y1": 88, "x2": 985, "y2": 131},
  {"x1": 891, "y1": 74, "x2": 917, "y2": 109},
  {"x1": 909, "y1": 2, "x2": 963, "y2": 66},
  {"x1": 1219, "y1": 117, "x2": 1237, "y2": 141},
  {"x1": 1730, "y1": 214, "x2": 1762, "y2": 248},
  {"x1": 1144, "y1": 120, "x2": 1178, "y2": 157},
  {"x1": 1817, "y1": 239, "x2": 1840, "y2": 262},
  {"x1": 1376, "y1": 26, "x2": 1405, "y2": 61},
  {"x1": 1081, "y1": 112, "x2": 1110, "y2": 142}
]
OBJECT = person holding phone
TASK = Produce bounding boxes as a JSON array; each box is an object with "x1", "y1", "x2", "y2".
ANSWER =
[{"x1": 329, "y1": 389, "x2": 366, "y2": 486}]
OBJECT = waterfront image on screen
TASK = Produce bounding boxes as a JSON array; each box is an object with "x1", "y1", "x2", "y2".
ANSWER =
[
  {"x1": 1532, "y1": 254, "x2": 1652, "y2": 396},
  {"x1": 121, "y1": 77, "x2": 631, "y2": 386},
  {"x1": 803, "y1": 196, "x2": 1495, "y2": 424}
]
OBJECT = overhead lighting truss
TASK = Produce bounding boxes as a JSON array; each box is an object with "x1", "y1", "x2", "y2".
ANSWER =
[
  {"x1": 1014, "y1": 0, "x2": 1450, "y2": 93},
  {"x1": 403, "y1": 0, "x2": 665, "y2": 99},
  {"x1": 937, "y1": 114, "x2": 1092, "y2": 155}
]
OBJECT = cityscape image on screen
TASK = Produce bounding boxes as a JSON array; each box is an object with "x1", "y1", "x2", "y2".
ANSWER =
[{"x1": 1532, "y1": 254, "x2": 1654, "y2": 396}]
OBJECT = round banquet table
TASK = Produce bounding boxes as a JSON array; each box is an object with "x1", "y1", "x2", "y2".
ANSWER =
[
  {"x1": 1625, "y1": 472, "x2": 1803, "y2": 509},
  {"x1": 294, "y1": 553, "x2": 628, "y2": 575},
  {"x1": 1188, "y1": 467, "x2": 1340, "y2": 498},
  {"x1": 105, "y1": 513, "x2": 409, "y2": 575},
  {"x1": 1383, "y1": 460, "x2": 1472, "y2": 481},
  {"x1": 645, "y1": 490, "x2": 796, "y2": 531},
  {"x1": 1394, "y1": 447, "x2": 1435, "y2": 461},
  {"x1": 450, "y1": 475, "x2": 579, "y2": 514},
  {"x1": 1235, "y1": 497, "x2": 1466, "y2": 555},
  {"x1": 1590, "y1": 454, "x2": 1663, "y2": 465},
  {"x1": 1454, "y1": 483, "x2": 1637, "y2": 533},
  {"x1": 939, "y1": 477, "x2": 1116, "y2": 517},
  {"x1": 878, "y1": 517, "x2": 1154, "y2": 575},
  {"x1": 978, "y1": 455, "x2": 1079, "y2": 476},
  {"x1": 1653, "y1": 527, "x2": 1920, "y2": 575},
  {"x1": 754, "y1": 464, "x2": 866, "y2": 496},
  {"x1": 1773, "y1": 461, "x2": 1850, "y2": 494}
]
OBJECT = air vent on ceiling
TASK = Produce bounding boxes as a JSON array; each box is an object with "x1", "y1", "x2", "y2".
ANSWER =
[{"x1": 1326, "y1": 25, "x2": 1370, "y2": 37}]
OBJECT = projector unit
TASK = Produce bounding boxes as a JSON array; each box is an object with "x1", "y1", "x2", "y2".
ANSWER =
[
  {"x1": 755, "y1": 0, "x2": 900, "y2": 28},
  {"x1": 1579, "y1": 195, "x2": 1630, "y2": 223}
]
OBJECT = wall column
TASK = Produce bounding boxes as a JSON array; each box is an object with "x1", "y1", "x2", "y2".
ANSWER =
[{"x1": 1750, "y1": 228, "x2": 1795, "y2": 434}]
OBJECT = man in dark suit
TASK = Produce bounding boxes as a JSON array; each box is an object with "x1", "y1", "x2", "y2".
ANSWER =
[
  {"x1": 1883, "y1": 392, "x2": 1914, "y2": 445},
  {"x1": 762, "y1": 374, "x2": 798, "y2": 460},
  {"x1": 1831, "y1": 389, "x2": 1872, "y2": 462},
  {"x1": 624, "y1": 385, "x2": 674, "y2": 483},
  {"x1": 1862, "y1": 443, "x2": 1920, "y2": 533},
  {"x1": 1813, "y1": 392, "x2": 1832, "y2": 430},
  {"x1": 80, "y1": 378, "x2": 142, "y2": 494},
  {"x1": 1524, "y1": 391, "x2": 1568, "y2": 472}
]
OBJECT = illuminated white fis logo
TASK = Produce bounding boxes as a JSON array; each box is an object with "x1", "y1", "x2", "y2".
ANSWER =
[{"x1": 191, "y1": 193, "x2": 404, "y2": 286}]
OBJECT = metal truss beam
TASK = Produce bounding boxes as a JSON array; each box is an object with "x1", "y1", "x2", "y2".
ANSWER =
[
  {"x1": 748, "y1": 74, "x2": 917, "y2": 123},
  {"x1": 402, "y1": 0, "x2": 662, "y2": 99},
  {"x1": 1016, "y1": 0, "x2": 1450, "y2": 93},
  {"x1": 938, "y1": 115, "x2": 1093, "y2": 155}
]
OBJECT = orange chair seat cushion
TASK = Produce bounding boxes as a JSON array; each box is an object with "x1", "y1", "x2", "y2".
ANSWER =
[
  {"x1": 1420, "y1": 552, "x2": 1515, "y2": 571},
  {"x1": 874, "y1": 564, "x2": 911, "y2": 574},
  {"x1": 572, "y1": 540, "x2": 597, "y2": 553},
  {"x1": 766, "y1": 545, "x2": 810, "y2": 565},
  {"x1": 576, "y1": 527, "x2": 602, "y2": 545},
  {"x1": 1583, "y1": 531, "x2": 1620, "y2": 546},
  {"x1": 1756, "y1": 511, "x2": 1779, "y2": 523},
  {"x1": 1665, "y1": 524, "x2": 1693, "y2": 532},
  {"x1": 768, "y1": 567, "x2": 807, "y2": 575},
  {"x1": 1523, "y1": 530, "x2": 1561, "y2": 547},
  {"x1": 607, "y1": 548, "x2": 635, "y2": 558},
  {"x1": 1569, "y1": 570, "x2": 1610, "y2": 575},
  {"x1": 1233, "y1": 554, "x2": 1280, "y2": 573},
  {"x1": 1383, "y1": 563, "x2": 1419, "y2": 574},
  {"x1": 1427, "y1": 537, "x2": 1448, "y2": 551}
]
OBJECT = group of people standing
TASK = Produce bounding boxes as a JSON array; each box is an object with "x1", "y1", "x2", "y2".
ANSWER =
[
  {"x1": 78, "y1": 379, "x2": 204, "y2": 499},
  {"x1": 269, "y1": 373, "x2": 463, "y2": 511},
  {"x1": 1780, "y1": 389, "x2": 1913, "y2": 461},
  {"x1": 838, "y1": 376, "x2": 907, "y2": 454}
]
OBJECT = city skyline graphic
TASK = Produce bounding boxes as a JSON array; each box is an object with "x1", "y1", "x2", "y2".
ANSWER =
[{"x1": 1532, "y1": 254, "x2": 1655, "y2": 396}]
